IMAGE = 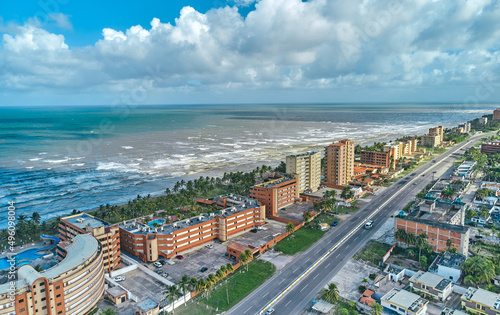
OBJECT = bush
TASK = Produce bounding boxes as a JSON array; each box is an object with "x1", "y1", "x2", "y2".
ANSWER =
[
  {"x1": 358, "y1": 285, "x2": 366, "y2": 293},
  {"x1": 369, "y1": 273, "x2": 376, "y2": 280}
]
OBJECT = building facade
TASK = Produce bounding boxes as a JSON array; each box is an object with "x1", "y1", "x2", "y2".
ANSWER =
[
  {"x1": 494, "y1": 108, "x2": 500, "y2": 120},
  {"x1": 481, "y1": 141, "x2": 500, "y2": 155},
  {"x1": 59, "y1": 213, "x2": 121, "y2": 272},
  {"x1": 461, "y1": 287, "x2": 500, "y2": 315},
  {"x1": 429, "y1": 126, "x2": 444, "y2": 143},
  {"x1": 395, "y1": 218, "x2": 470, "y2": 255},
  {"x1": 0, "y1": 234, "x2": 105, "y2": 315},
  {"x1": 324, "y1": 139, "x2": 355, "y2": 185},
  {"x1": 421, "y1": 133, "x2": 441, "y2": 148},
  {"x1": 286, "y1": 151, "x2": 321, "y2": 194},
  {"x1": 249, "y1": 176, "x2": 297, "y2": 217},
  {"x1": 430, "y1": 252, "x2": 466, "y2": 283},
  {"x1": 381, "y1": 289, "x2": 428, "y2": 315},
  {"x1": 360, "y1": 150, "x2": 394, "y2": 170},
  {"x1": 120, "y1": 196, "x2": 265, "y2": 262},
  {"x1": 409, "y1": 271, "x2": 453, "y2": 301}
]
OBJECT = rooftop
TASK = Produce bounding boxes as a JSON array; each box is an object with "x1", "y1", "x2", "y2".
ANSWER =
[
  {"x1": 462, "y1": 287, "x2": 500, "y2": 310},
  {"x1": 107, "y1": 286, "x2": 128, "y2": 297},
  {"x1": 410, "y1": 271, "x2": 452, "y2": 291},
  {"x1": 382, "y1": 289, "x2": 428, "y2": 312},
  {"x1": 387, "y1": 264, "x2": 405, "y2": 274},
  {"x1": 62, "y1": 213, "x2": 110, "y2": 230},
  {"x1": 135, "y1": 297, "x2": 159, "y2": 312},
  {"x1": 402, "y1": 215, "x2": 469, "y2": 234},
  {"x1": 287, "y1": 151, "x2": 320, "y2": 158},
  {"x1": 253, "y1": 175, "x2": 295, "y2": 189},
  {"x1": 441, "y1": 307, "x2": 467, "y2": 315},
  {"x1": 435, "y1": 252, "x2": 466, "y2": 270},
  {"x1": 120, "y1": 195, "x2": 260, "y2": 236}
]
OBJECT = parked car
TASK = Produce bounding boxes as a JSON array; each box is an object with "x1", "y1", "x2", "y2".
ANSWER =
[
  {"x1": 153, "y1": 262, "x2": 162, "y2": 268},
  {"x1": 113, "y1": 276, "x2": 126, "y2": 282},
  {"x1": 156, "y1": 270, "x2": 162, "y2": 274},
  {"x1": 205, "y1": 244, "x2": 213, "y2": 249},
  {"x1": 200, "y1": 267, "x2": 208, "y2": 272},
  {"x1": 250, "y1": 229, "x2": 258, "y2": 233},
  {"x1": 265, "y1": 307, "x2": 275, "y2": 314},
  {"x1": 162, "y1": 272, "x2": 168, "y2": 278},
  {"x1": 159, "y1": 260, "x2": 166, "y2": 265},
  {"x1": 331, "y1": 221, "x2": 338, "y2": 226},
  {"x1": 176, "y1": 255, "x2": 184, "y2": 259},
  {"x1": 224, "y1": 253, "x2": 229, "y2": 256}
]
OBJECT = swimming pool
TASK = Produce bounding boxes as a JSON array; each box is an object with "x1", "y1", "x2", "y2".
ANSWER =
[
  {"x1": 0, "y1": 248, "x2": 49, "y2": 270},
  {"x1": 148, "y1": 219, "x2": 165, "y2": 227}
]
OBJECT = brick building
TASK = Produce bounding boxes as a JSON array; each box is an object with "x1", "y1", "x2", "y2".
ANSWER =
[
  {"x1": 119, "y1": 195, "x2": 265, "y2": 262},
  {"x1": 324, "y1": 139, "x2": 355, "y2": 185},
  {"x1": 286, "y1": 151, "x2": 321, "y2": 193},
  {"x1": 249, "y1": 175, "x2": 297, "y2": 217},
  {"x1": 59, "y1": 213, "x2": 121, "y2": 272},
  {"x1": 481, "y1": 141, "x2": 500, "y2": 155},
  {"x1": 360, "y1": 150, "x2": 394, "y2": 170},
  {"x1": 494, "y1": 108, "x2": 500, "y2": 120}
]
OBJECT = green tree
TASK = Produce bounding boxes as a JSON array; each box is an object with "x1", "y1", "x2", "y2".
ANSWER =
[
  {"x1": 461, "y1": 256, "x2": 496, "y2": 284},
  {"x1": 323, "y1": 283, "x2": 340, "y2": 303},
  {"x1": 164, "y1": 285, "x2": 180, "y2": 314},
  {"x1": 220, "y1": 265, "x2": 227, "y2": 275},
  {"x1": 372, "y1": 303, "x2": 383, "y2": 315},
  {"x1": 420, "y1": 256, "x2": 428, "y2": 270},
  {"x1": 178, "y1": 274, "x2": 190, "y2": 306},
  {"x1": 31, "y1": 212, "x2": 41, "y2": 225},
  {"x1": 101, "y1": 308, "x2": 118, "y2": 315},
  {"x1": 286, "y1": 222, "x2": 295, "y2": 234},
  {"x1": 341, "y1": 309, "x2": 349, "y2": 315},
  {"x1": 303, "y1": 211, "x2": 312, "y2": 222},
  {"x1": 226, "y1": 263, "x2": 234, "y2": 274}
]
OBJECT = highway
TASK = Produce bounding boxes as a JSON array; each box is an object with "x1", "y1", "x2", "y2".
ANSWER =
[{"x1": 228, "y1": 132, "x2": 486, "y2": 315}]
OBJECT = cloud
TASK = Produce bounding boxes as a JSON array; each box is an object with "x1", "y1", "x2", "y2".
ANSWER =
[
  {"x1": 47, "y1": 13, "x2": 73, "y2": 30},
  {"x1": 1, "y1": 0, "x2": 500, "y2": 105}
]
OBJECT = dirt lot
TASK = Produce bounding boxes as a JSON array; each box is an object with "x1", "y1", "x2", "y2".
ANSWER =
[{"x1": 278, "y1": 201, "x2": 314, "y2": 222}]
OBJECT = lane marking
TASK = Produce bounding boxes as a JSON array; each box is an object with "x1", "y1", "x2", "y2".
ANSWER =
[
  {"x1": 313, "y1": 274, "x2": 319, "y2": 280},
  {"x1": 300, "y1": 284, "x2": 308, "y2": 292},
  {"x1": 285, "y1": 300, "x2": 292, "y2": 307}
]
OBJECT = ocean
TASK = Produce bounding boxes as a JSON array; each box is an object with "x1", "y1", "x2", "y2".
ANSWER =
[{"x1": 0, "y1": 103, "x2": 494, "y2": 228}]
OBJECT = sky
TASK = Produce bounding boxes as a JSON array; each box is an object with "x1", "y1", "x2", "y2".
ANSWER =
[{"x1": 0, "y1": 0, "x2": 500, "y2": 106}]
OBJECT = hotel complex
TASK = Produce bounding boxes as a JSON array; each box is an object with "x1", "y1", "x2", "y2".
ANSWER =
[
  {"x1": 249, "y1": 176, "x2": 298, "y2": 217},
  {"x1": 324, "y1": 139, "x2": 355, "y2": 185},
  {"x1": 286, "y1": 151, "x2": 321, "y2": 194},
  {"x1": 0, "y1": 234, "x2": 105, "y2": 315},
  {"x1": 59, "y1": 213, "x2": 121, "y2": 272},
  {"x1": 119, "y1": 195, "x2": 265, "y2": 262}
]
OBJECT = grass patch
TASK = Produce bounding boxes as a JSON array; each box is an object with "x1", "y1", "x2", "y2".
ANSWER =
[
  {"x1": 354, "y1": 240, "x2": 392, "y2": 265},
  {"x1": 471, "y1": 242, "x2": 500, "y2": 258},
  {"x1": 177, "y1": 260, "x2": 276, "y2": 314},
  {"x1": 315, "y1": 213, "x2": 339, "y2": 225},
  {"x1": 274, "y1": 228, "x2": 326, "y2": 255}
]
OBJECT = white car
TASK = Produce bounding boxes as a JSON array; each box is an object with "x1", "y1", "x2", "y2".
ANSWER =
[
  {"x1": 113, "y1": 276, "x2": 126, "y2": 282},
  {"x1": 205, "y1": 244, "x2": 214, "y2": 249},
  {"x1": 153, "y1": 262, "x2": 162, "y2": 268},
  {"x1": 265, "y1": 308, "x2": 275, "y2": 314}
]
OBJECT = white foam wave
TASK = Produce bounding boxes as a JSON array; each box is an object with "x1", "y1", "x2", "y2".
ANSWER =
[
  {"x1": 122, "y1": 146, "x2": 134, "y2": 149},
  {"x1": 45, "y1": 159, "x2": 69, "y2": 164},
  {"x1": 29, "y1": 158, "x2": 42, "y2": 161},
  {"x1": 71, "y1": 163, "x2": 85, "y2": 167}
]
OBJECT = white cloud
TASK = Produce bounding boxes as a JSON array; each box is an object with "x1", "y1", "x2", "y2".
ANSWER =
[
  {"x1": 1, "y1": 0, "x2": 500, "y2": 105},
  {"x1": 47, "y1": 13, "x2": 73, "y2": 30}
]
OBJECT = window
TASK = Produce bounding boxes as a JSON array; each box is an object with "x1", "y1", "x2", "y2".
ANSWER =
[
  {"x1": 19, "y1": 299, "x2": 24, "y2": 303},
  {"x1": 56, "y1": 294, "x2": 61, "y2": 298},
  {"x1": 56, "y1": 285, "x2": 60, "y2": 290},
  {"x1": 390, "y1": 304, "x2": 396, "y2": 309}
]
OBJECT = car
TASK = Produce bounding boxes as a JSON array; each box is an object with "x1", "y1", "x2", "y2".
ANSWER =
[
  {"x1": 224, "y1": 253, "x2": 229, "y2": 256},
  {"x1": 200, "y1": 267, "x2": 208, "y2": 272},
  {"x1": 162, "y1": 272, "x2": 168, "y2": 277},
  {"x1": 265, "y1": 307, "x2": 275, "y2": 314},
  {"x1": 156, "y1": 270, "x2": 162, "y2": 274},
  {"x1": 153, "y1": 262, "x2": 162, "y2": 268},
  {"x1": 113, "y1": 276, "x2": 126, "y2": 282},
  {"x1": 365, "y1": 220, "x2": 374, "y2": 229},
  {"x1": 250, "y1": 229, "x2": 258, "y2": 233},
  {"x1": 176, "y1": 255, "x2": 184, "y2": 259},
  {"x1": 331, "y1": 221, "x2": 338, "y2": 226},
  {"x1": 159, "y1": 260, "x2": 166, "y2": 265},
  {"x1": 205, "y1": 244, "x2": 213, "y2": 249}
]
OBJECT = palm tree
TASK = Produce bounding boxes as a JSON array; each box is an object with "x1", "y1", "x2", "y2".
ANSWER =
[
  {"x1": 179, "y1": 274, "x2": 190, "y2": 306},
  {"x1": 197, "y1": 278, "x2": 206, "y2": 295},
  {"x1": 220, "y1": 265, "x2": 227, "y2": 275},
  {"x1": 323, "y1": 283, "x2": 339, "y2": 303},
  {"x1": 189, "y1": 277, "x2": 198, "y2": 292},
  {"x1": 461, "y1": 256, "x2": 496, "y2": 284},
  {"x1": 372, "y1": 302, "x2": 383, "y2": 315},
  {"x1": 362, "y1": 278, "x2": 369, "y2": 285},
  {"x1": 244, "y1": 249, "x2": 252, "y2": 271},
  {"x1": 415, "y1": 233, "x2": 428, "y2": 262},
  {"x1": 303, "y1": 211, "x2": 312, "y2": 222},
  {"x1": 395, "y1": 229, "x2": 407, "y2": 245},
  {"x1": 226, "y1": 263, "x2": 234, "y2": 274},
  {"x1": 216, "y1": 269, "x2": 224, "y2": 280},
  {"x1": 286, "y1": 222, "x2": 295, "y2": 234},
  {"x1": 240, "y1": 252, "x2": 249, "y2": 270},
  {"x1": 31, "y1": 212, "x2": 41, "y2": 225},
  {"x1": 17, "y1": 214, "x2": 27, "y2": 223},
  {"x1": 165, "y1": 285, "x2": 180, "y2": 314}
]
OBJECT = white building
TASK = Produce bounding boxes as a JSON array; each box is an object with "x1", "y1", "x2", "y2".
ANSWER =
[
  {"x1": 430, "y1": 252, "x2": 466, "y2": 283},
  {"x1": 409, "y1": 271, "x2": 453, "y2": 301},
  {"x1": 381, "y1": 289, "x2": 428, "y2": 315}
]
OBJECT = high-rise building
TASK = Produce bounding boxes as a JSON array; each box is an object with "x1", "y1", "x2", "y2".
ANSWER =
[
  {"x1": 429, "y1": 126, "x2": 444, "y2": 143},
  {"x1": 249, "y1": 176, "x2": 297, "y2": 217},
  {"x1": 286, "y1": 151, "x2": 321, "y2": 193},
  {"x1": 59, "y1": 213, "x2": 121, "y2": 272},
  {"x1": 494, "y1": 108, "x2": 500, "y2": 120},
  {"x1": 360, "y1": 150, "x2": 394, "y2": 170},
  {"x1": 324, "y1": 139, "x2": 355, "y2": 185},
  {"x1": 421, "y1": 133, "x2": 441, "y2": 148}
]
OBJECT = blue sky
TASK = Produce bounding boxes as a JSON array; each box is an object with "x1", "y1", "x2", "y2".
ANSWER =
[{"x1": 1, "y1": 0, "x2": 499, "y2": 106}]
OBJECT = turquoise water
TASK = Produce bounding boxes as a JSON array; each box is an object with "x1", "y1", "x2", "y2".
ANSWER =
[
  {"x1": 0, "y1": 104, "x2": 495, "y2": 228},
  {"x1": 148, "y1": 219, "x2": 165, "y2": 227},
  {"x1": 0, "y1": 248, "x2": 48, "y2": 270}
]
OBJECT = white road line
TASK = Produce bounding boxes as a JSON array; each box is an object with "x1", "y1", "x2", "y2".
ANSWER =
[
  {"x1": 243, "y1": 306, "x2": 252, "y2": 314},
  {"x1": 300, "y1": 284, "x2": 308, "y2": 292},
  {"x1": 293, "y1": 268, "x2": 299, "y2": 273},
  {"x1": 313, "y1": 274, "x2": 319, "y2": 280},
  {"x1": 263, "y1": 292, "x2": 269, "y2": 297},
  {"x1": 285, "y1": 300, "x2": 292, "y2": 307},
  {"x1": 326, "y1": 262, "x2": 331, "y2": 268},
  {"x1": 279, "y1": 278, "x2": 286, "y2": 284}
]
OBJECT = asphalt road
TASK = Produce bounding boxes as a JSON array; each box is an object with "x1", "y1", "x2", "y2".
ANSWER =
[{"x1": 228, "y1": 133, "x2": 486, "y2": 315}]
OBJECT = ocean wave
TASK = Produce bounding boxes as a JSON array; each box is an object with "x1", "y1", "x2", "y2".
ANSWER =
[
  {"x1": 44, "y1": 159, "x2": 69, "y2": 164},
  {"x1": 29, "y1": 158, "x2": 42, "y2": 161},
  {"x1": 71, "y1": 163, "x2": 85, "y2": 167},
  {"x1": 122, "y1": 146, "x2": 134, "y2": 149}
]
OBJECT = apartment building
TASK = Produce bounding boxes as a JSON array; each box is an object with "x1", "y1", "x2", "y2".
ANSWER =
[
  {"x1": 59, "y1": 213, "x2": 121, "y2": 272},
  {"x1": 429, "y1": 252, "x2": 466, "y2": 283},
  {"x1": 0, "y1": 234, "x2": 105, "y2": 315},
  {"x1": 381, "y1": 289, "x2": 428, "y2": 315},
  {"x1": 286, "y1": 151, "x2": 321, "y2": 194},
  {"x1": 429, "y1": 126, "x2": 444, "y2": 143},
  {"x1": 324, "y1": 139, "x2": 355, "y2": 185},
  {"x1": 119, "y1": 195, "x2": 265, "y2": 262},
  {"x1": 249, "y1": 176, "x2": 297, "y2": 217},
  {"x1": 360, "y1": 150, "x2": 394, "y2": 170},
  {"x1": 458, "y1": 123, "x2": 471, "y2": 133},
  {"x1": 421, "y1": 133, "x2": 441, "y2": 148},
  {"x1": 461, "y1": 287, "x2": 500, "y2": 315},
  {"x1": 384, "y1": 142, "x2": 401, "y2": 160},
  {"x1": 494, "y1": 108, "x2": 500, "y2": 120},
  {"x1": 479, "y1": 117, "x2": 488, "y2": 124},
  {"x1": 481, "y1": 141, "x2": 500, "y2": 155},
  {"x1": 409, "y1": 271, "x2": 453, "y2": 301}
]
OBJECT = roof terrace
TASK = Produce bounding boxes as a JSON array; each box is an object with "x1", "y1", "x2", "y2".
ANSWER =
[
  {"x1": 253, "y1": 175, "x2": 295, "y2": 189},
  {"x1": 383, "y1": 288, "x2": 428, "y2": 313},
  {"x1": 62, "y1": 213, "x2": 110, "y2": 230}
]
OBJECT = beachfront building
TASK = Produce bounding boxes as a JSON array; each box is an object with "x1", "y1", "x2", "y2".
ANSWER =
[
  {"x1": 59, "y1": 213, "x2": 121, "y2": 272},
  {"x1": 381, "y1": 288, "x2": 428, "y2": 315},
  {"x1": 360, "y1": 150, "x2": 395, "y2": 170},
  {"x1": 249, "y1": 175, "x2": 298, "y2": 217},
  {"x1": 0, "y1": 234, "x2": 105, "y2": 315},
  {"x1": 324, "y1": 139, "x2": 355, "y2": 186},
  {"x1": 119, "y1": 195, "x2": 265, "y2": 262},
  {"x1": 479, "y1": 117, "x2": 488, "y2": 124},
  {"x1": 421, "y1": 133, "x2": 441, "y2": 148},
  {"x1": 458, "y1": 123, "x2": 471, "y2": 133},
  {"x1": 409, "y1": 271, "x2": 453, "y2": 301},
  {"x1": 494, "y1": 108, "x2": 500, "y2": 120},
  {"x1": 429, "y1": 126, "x2": 444, "y2": 143},
  {"x1": 461, "y1": 287, "x2": 500, "y2": 315},
  {"x1": 481, "y1": 141, "x2": 500, "y2": 155},
  {"x1": 286, "y1": 151, "x2": 321, "y2": 194}
]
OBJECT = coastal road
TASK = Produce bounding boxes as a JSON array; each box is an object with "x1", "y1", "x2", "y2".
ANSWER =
[{"x1": 228, "y1": 133, "x2": 486, "y2": 315}]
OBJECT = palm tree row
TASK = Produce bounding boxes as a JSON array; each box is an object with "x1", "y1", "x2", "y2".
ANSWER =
[{"x1": 0, "y1": 212, "x2": 59, "y2": 248}]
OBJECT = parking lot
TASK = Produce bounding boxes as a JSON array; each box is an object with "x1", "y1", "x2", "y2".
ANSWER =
[
  {"x1": 148, "y1": 219, "x2": 287, "y2": 282},
  {"x1": 118, "y1": 268, "x2": 168, "y2": 304},
  {"x1": 277, "y1": 201, "x2": 313, "y2": 222}
]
